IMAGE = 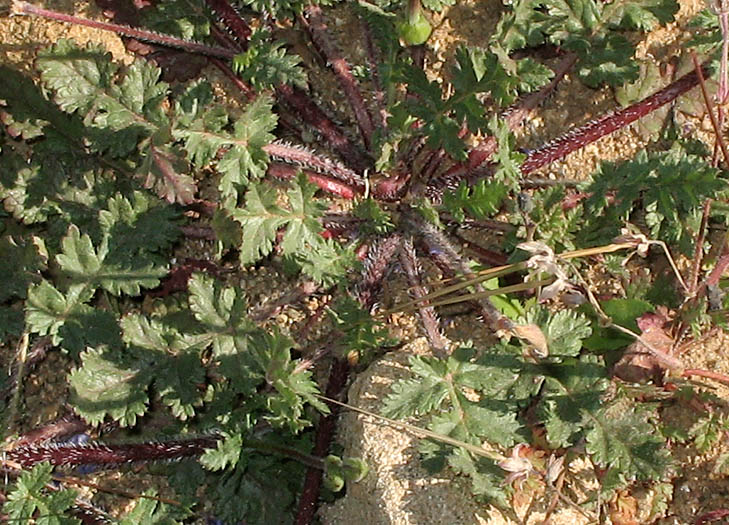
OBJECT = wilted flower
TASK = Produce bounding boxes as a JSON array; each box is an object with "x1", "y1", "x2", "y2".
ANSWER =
[
  {"x1": 614, "y1": 227, "x2": 651, "y2": 258},
  {"x1": 517, "y1": 241, "x2": 578, "y2": 302},
  {"x1": 498, "y1": 443, "x2": 536, "y2": 488}
]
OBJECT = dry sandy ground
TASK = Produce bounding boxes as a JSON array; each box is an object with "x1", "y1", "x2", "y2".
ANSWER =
[{"x1": 3, "y1": 0, "x2": 729, "y2": 524}]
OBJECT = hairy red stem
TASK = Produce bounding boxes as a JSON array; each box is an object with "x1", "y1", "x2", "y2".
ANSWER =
[
  {"x1": 303, "y1": 5, "x2": 375, "y2": 149},
  {"x1": 295, "y1": 359, "x2": 349, "y2": 525},
  {"x1": 276, "y1": 84, "x2": 370, "y2": 173},
  {"x1": 520, "y1": 62, "x2": 710, "y2": 175},
  {"x1": 8, "y1": 436, "x2": 219, "y2": 468},
  {"x1": 264, "y1": 142, "x2": 363, "y2": 187},
  {"x1": 11, "y1": 1, "x2": 237, "y2": 59},
  {"x1": 204, "y1": 0, "x2": 252, "y2": 48},
  {"x1": 267, "y1": 163, "x2": 360, "y2": 199},
  {"x1": 399, "y1": 238, "x2": 448, "y2": 354}
]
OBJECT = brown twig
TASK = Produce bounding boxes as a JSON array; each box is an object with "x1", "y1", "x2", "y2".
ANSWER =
[
  {"x1": 689, "y1": 199, "x2": 714, "y2": 296},
  {"x1": 691, "y1": 51, "x2": 729, "y2": 170},
  {"x1": 683, "y1": 368, "x2": 729, "y2": 386}
]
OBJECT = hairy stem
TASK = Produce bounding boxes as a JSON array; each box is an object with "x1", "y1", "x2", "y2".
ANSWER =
[
  {"x1": 355, "y1": 232, "x2": 402, "y2": 310},
  {"x1": 204, "y1": 0, "x2": 252, "y2": 48},
  {"x1": 7, "y1": 436, "x2": 219, "y2": 468},
  {"x1": 11, "y1": 1, "x2": 237, "y2": 59},
  {"x1": 264, "y1": 142, "x2": 363, "y2": 188},
  {"x1": 399, "y1": 237, "x2": 448, "y2": 354},
  {"x1": 267, "y1": 163, "x2": 360, "y2": 199},
  {"x1": 405, "y1": 211, "x2": 516, "y2": 336},
  {"x1": 303, "y1": 5, "x2": 375, "y2": 149},
  {"x1": 276, "y1": 84, "x2": 371, "y2": 173},
  {"x1": 520, "y1": 62, "x2": 711, "y2": 175}
]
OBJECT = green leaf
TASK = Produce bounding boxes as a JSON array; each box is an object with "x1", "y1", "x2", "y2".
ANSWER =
[
  {"x1": 119, "y1": 490, "x2": 186, "y2": 524},
  {"x1": 3, "y1": 463, "x2": 80, "y2": 525},
  {"x1": 121, "y1": 314, "x2": 206, "y2": 420},
  {"x1": 0, "y1": 234, "x2": 46, "y2": 302},
  {"x1": 538, "y1": 355, "x2": 609, "y2": 448},
  {"x1": 327, "y1": 295, "x2": 392, "y2": 361},
  {"x1": 385, "y1": 348, "x2": 522, "y2": 447},
  {"x1": 176, "y1": 94, "x2": 276, "y2": 203},
  {"x1": 445, "y1": 447, "x2": 510, "y2": 508},
  {"x1": 56, "y1": 224, "x2": 167, "y2": 296},
  {"x1": 57, "y1": 304, "x2": 124, "y2": 356},
  {"x1": 352, "y1": 199, "x2": 395, "y2": 234},
  {"x1": 201, "y1": 432, "x2": 244, "y2": 471},
  {"x1": 382, "y1": 356, "x2": 450, "y2": 419},
  {"x1": 586, "y1": 403, "x2": 672, "y2": 483},
  {"x1": 525, "y1": 306, "x2": 592, "y2": 358},
  {"x1": 211, "y1": 451, "x2": 305, "y2": 525},
  {"x1": 289, "y1": 237, "x2": 356, "y2": 286},
  {"x1": 187, "y1": 273, "x2": 261, "y2": 393},
  {"x1": 392, "y1": 46, "x2": 527, "y2": 160},
  {"x1": 606, "y1": 0, "x2": 679, "y2": 31},
  {"x1": 251, "y1": 330, "x2": 329, "y2": 432},
  {"x1": 37, "y1": 40, "x2": 166, "y2": 157},
  {"x1": 142, "y1": 0, "x2": 212, "y2": 41},
  {"x1": 442, "y1": 179, "x2": 507, "y2": 223},
  {"x1": 233, "y1": 174, "x2": 327, "y2": 265},
  {"x1": 689, "y1": 412, "x2": 727, "y2": 453},
  {"x1": 491, "y1": 0, "x2": 546, "y2": 52},
  {"x1": 584, "y1": 148, "x2": 726, "y2": 254},
  {"x1": 488, "y1": 115, "x2": 526, "y2": 186},
  {"x1": 25, "y1": 280, "x2": 90, "y2": 345},
  {"x1": 583, "y1": 298, "x2": 653, "y2": 351},
  {"x1": 572, "y1": 33, "x2": 638, "y2": 88},
  {"x1": 69, "y1": 347, "x2": 150, "y2": 426},
  {"x1": 232, "y1": 30, "x2": 307, "y2": 89}
]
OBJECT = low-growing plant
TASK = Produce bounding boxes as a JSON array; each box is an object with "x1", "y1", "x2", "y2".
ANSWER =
[{"x1": 3, "y1": 0, "x2": 729, "y2": 523}]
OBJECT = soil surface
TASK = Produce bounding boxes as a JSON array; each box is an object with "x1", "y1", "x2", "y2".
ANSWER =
[{"x1": 3, "y1": 0, "x2": 729, "y2": 524}]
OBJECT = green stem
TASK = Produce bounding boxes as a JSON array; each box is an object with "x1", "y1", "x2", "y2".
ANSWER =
[
  {"x1": 243, "y1": 438, "x2": 325, "y2": 470},
  {"x1": 3, "y1": 334, "x2": 29, "y2": 442},
  {"x1": 408, "y1": 0, "x2": 422, "y2": 24}
]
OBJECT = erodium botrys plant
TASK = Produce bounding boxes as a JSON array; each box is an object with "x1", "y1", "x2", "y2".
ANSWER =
[{"x1": 4, "y1": 0, "x2": 729, "y2": 523}]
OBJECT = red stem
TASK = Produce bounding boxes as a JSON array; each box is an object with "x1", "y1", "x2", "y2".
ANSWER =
[
  {"x1": 276, "y1": 84, "x2": 371, "y2": 173},
  {"x1": 689, "y1": 199, "x2": 713, "y2": 296},
  {"x1": 12, "y1": 1, "x2": 237, "y2": 59},
  {"x1": 204, "y1": 0, "x2": 252, "y2": 48},
  {"x1": 683, "y1": 368, "x2": 729, "y2": 386},
  {"x1": 295, "y1": 359, "x2": 350, "y2": 525},
  {"x1": 264, "y1": 142, "x2": 363, "y2": 187},
  {"x1": 303, "y1": 5, "x2": 375, "y2": 149},
  {"x1": 520, "y1": 62, "x2": 710, "y2": 175},
  {"x1": 267, "y1": 163, "x2": 360, "y2": 199},
  {"x1": 8, "y1": 436, "x2": 219, "y2": 468},
  {"x1": 691, "y1": 51, "x2": 729, "y2": 170}
]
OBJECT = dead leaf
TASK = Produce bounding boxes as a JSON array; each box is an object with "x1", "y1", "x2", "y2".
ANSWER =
[{"x1": 614, "y1": 312, "x2": 675, "y2": 383}]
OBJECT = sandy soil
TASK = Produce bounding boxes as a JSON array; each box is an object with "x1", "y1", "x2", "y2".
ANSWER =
[{"x1": 3, "y1": 0, "x2": 729, "y2": 524}]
